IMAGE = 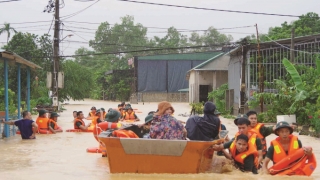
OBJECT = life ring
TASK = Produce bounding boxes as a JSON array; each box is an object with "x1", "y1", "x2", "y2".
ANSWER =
[
  {"x1": 269, "y1": 147, "x2": 317, "y2": 176},
  {"x1": 65, "y1": 129, "x2": 93, "y2": 132},
  {"x1": 94, "y1": 122, "x2": 120, "y2": 141},
  {"x1": 16, "y1": 126, "x2": 63, "y2": 134},
  {"x1": 86, "y1": 147, "x2": 102, "y2": 153}
]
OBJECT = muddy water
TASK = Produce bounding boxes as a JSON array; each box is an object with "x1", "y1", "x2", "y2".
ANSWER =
[{"x1": 0, "y1": 99, "x2": 319, "y2": 180}]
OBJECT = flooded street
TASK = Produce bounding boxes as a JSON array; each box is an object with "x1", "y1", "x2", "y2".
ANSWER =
[{"x1": 0, "y1": 99, "x2": 319, "y2": 180}]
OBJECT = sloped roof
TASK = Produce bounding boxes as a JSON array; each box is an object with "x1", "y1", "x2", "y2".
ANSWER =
[
  {"x1": 191, "y1": 52, "x2": 225, "y2": 70},
  {"x1": 137, "y1": 51, "x2": 223, "y2": 61},
  {"x1": 0, "y1": 50, "x2": 42, "y2": 70}
]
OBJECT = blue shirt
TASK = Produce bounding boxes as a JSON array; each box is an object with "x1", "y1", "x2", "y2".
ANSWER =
[{"x1": 14, "y1": 119, "x2": 35, "y2": 139}]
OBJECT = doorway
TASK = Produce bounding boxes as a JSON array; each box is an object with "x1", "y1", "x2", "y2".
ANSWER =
[{"x1": 199, "y1": 85, "x2": 210, "y2": 102}]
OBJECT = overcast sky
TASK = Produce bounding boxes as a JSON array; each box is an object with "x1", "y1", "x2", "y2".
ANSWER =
[{"x1": 0, "y1": 0, "x2": 319, "y2": 56}]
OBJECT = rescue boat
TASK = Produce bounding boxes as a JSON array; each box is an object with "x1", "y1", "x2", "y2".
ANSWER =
[{"x1": 98, "y1": 130, "x2": 228, "y2": 174}]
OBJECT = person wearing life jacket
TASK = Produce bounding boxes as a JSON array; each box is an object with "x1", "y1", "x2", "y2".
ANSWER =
[
  {"x1": 86, "y1": 106, "x2": 96, "y2": 120},
  {"x1": 246, "y1": 111, "x2": 297, "y2": 159},
  {"x1": 92, "y1": 109, "x2": 104, "y2": 126},
  {"x1": 213, "y1": 116, "x2": 263, "y2": 167},
  {"x1": 74, "y1": 111, "x2": 91, "y2": 130},
  {"x1": 262, "y1": 121, "x2": 313, "y2": 175},
  {"x1": 48, "y1": 112, "x2": 63, "y2": 134},
  {"x1": 223, "y1": 134, "x2": 258, "y2": 174},
  {"x1": 35, "y1": 109, "x2": 49, "y2": 130},
  {"x1": 122, "y1": 106, "x2": 140, "y2": 121},
  {"x1": 100, "y1": 108, "x2": 107, "y2": 119}
]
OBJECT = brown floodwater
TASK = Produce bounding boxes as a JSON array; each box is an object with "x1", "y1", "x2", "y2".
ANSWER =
[{"x1": 0, "y1": 99, "x2": 319, "y2": 180}]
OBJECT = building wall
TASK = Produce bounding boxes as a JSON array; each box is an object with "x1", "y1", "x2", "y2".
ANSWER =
[
  {"x1": 135, "y1": 92, "x2": 189, "y2": 102},
  {"x1": 189, "y1": 71, "x2": 195, "y2": 103},
  {"x1": 201, "y1": 55, "x2": 229, "y2": 70},
  {"x1": 213, "y1": 70, "x2": 228, "y2": 90},
  {"x1": 228, "y1": 55, "x2": 241, "y2": 115}
]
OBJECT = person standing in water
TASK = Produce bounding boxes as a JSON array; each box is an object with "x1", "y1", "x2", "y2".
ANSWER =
[{"x1": 1, "y1": 111, "x2": 38, "y2": 139}]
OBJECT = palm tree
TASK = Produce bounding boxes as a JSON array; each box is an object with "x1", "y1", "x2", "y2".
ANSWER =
[{"x1": 0, "y1": 23, "x2": 17, "y2": 43}]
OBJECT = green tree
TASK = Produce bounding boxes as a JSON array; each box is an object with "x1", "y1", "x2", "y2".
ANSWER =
[
  {"x1": 0, "y1": 23, "x2": 17, "y2": 43},
  {"x1": 58, "y1": 60, "x2": 93, "y2": 101},
  {"x1": 264, "y1": 12, "x2": 320, "y2": 41}
]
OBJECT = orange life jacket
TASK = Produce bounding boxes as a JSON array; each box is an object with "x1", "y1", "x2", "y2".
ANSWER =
[
  {"x1": 271, "y1": 135, "x2": 299, "y2": 164},
  {"x1": 124, "y1": 112, "x2": 135, "y2": 120},
  {"x1": 48, "y1": 119, "x2": 58, "y2": 130},
  {"x1": 251, "y1": 123, "x2": 267, "y2": 155},
  {"x1": 112, "y1": 130, "x2": 139, "y2": 138},
  {"x1": 89, "y1": 112, "x2": 95, "y2": 117},
  {"x1": 229, "y1": 135, "x2": 258, "y2": 165},
  {"x1": 91, "y1": 116, "x2": 99, "y2": 126},
  {"x1": 36, "y1": 117, "x2": 49, "y2": 129},
  {"x1": 269, "y1": 147, "x2": 317, "y2": 176},
  {"x1": 74, "y1": 118, "x2": 85, "y2": 129}
]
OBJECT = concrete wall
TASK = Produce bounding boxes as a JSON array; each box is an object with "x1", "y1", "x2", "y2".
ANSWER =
[
  {"x1": 228, "y1": 55, "x2": 241, "y2": 114},
  {"x1": 213, "y1": 70, "x2": 228, "y2": 90},
  {"x1": 189, "y1": 71, "x2": 195, "y2": 103},
  {"x1": 201, "y1": 55, "x2": 229, "y2": 70},
  {"x1": 136, "y1": 92, "x2": 189, "y2": 102}
]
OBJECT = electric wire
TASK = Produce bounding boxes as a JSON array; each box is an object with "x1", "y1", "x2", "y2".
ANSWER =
[{"x1": 117, "y1": 0, "x2": 301, "y2": 18}]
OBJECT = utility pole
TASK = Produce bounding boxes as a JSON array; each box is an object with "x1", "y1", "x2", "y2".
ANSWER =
[
  {"x1": 255, "y1": 24, "x2": 264, "y2": 113},
  {"x1": 291, "y1": 27, "x2": 295, "y2": 62},
  {"x1": 240, "y1": 40, "x2": 248, "y2": 114},
  {"x1": 53, "y1": 0, "x2": 60, "y2": 110}
]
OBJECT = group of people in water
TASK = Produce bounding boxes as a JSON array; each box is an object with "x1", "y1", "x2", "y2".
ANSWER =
[{"x1": 0, "y1": 100, "x2": 316, "y2": 176}]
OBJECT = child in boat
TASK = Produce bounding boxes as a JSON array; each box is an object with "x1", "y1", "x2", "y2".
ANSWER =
[
  {"x1": 222, "y1": 133, "x2": 258, "y2": 174},
  {"x1": 122, "y1": 106, "x2": 140, "y2": 122},
  {"x1": 262, "y1": 121, "x2": 313, "y2": 175},
  {"x1": 48, "y1": 112, "x2": 63, "y2": 134}
]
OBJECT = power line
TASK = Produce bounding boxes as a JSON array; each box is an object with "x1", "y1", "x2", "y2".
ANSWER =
[
  {"x1": 33, "y1": 43, "x2": 236, "y2": 58},
  {"x1": 117, "y1": 0, "x2": 302, "y2": 18},
  {"x1": 0, "y1": 0, "x2": 21, "y2": 3},
  {"x1": 61, "y1": 0, "x2": 101, "y2": 20}
]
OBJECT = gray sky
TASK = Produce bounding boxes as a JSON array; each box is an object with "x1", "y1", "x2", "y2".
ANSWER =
[{"x1": 0, "y1": 0, "x2": 319, "y2": 56}]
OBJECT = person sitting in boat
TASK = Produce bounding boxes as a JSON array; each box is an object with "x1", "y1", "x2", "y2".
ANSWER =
[
  {"x1": 122, "y1": 106, "x2": 140, "y2": 122},
  {"x1": 36, "y1": 109, "x2": 49, "y2": 131},
  {"x1": 86, "y1": 106, "x2": 96, "y2": 120},
  {"x1": 213, "y1": 116, "x2": 263, "y2": 169},
  {"x1": 185, "y1": 101, "x2": 221, "y2": 141},
  {"x1": 149, "y1": 101, "x2": 186, "y2": 140},
  {"x1": 48, "y1": 112, "x2": 63, "y2": 134},
  {"x1": 262, "y1": 121, "x2": 314, "y2": 175},
  {"x1": 74, "y1": 111, "x2": 91, "y2": 130},
  {"x1": 222, "y1": 133, "x2": 258, "y2": 174}
]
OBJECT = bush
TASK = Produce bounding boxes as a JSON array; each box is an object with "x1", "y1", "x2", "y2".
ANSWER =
[
  {"x1": 190, "y1": 102, "x2": 204, "y2": 115},
  {"x1": 207, "y1": 83, "x2": 230, "y2": 114}
]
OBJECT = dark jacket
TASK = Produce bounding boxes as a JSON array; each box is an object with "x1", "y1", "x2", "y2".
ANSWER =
[{"x1": 185, "y1": 102, "x2": 221, "y2": 141}]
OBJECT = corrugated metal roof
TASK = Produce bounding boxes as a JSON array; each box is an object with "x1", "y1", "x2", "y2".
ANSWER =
[
  {"x1": 0, "y1": 50, "x2": 42, "y2": 70},
  {"x1": 137, "y1": 51, "x2": 223, "y2": 61}
]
